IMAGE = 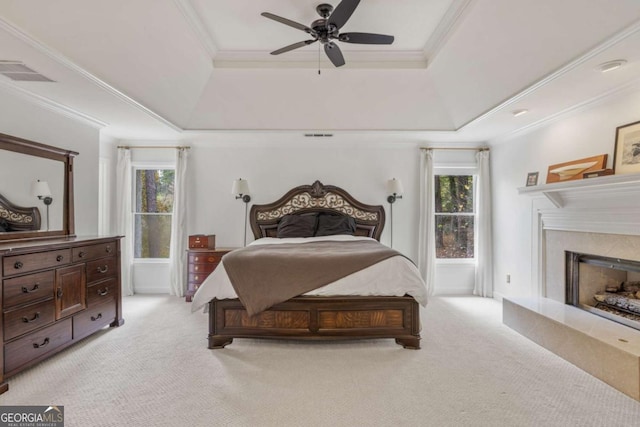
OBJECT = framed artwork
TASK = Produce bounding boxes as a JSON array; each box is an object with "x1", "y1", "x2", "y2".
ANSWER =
[
  {"x1": 545, "y1": 154, "x2": 607, "y2": 184},
  {"x1": 526, "y1": 172, "x2": 539, "y2": 187},
  {"x1": 613, "y1": 120, "x2": 640, "y2": 175}
]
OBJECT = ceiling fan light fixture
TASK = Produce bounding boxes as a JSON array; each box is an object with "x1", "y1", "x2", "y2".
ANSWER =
[{"x1": 596, "y1": 59, "x2": 627, "y2": 73}]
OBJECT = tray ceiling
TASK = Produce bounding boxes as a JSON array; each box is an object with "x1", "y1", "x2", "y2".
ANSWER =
[{"x1": 0, "y1": 0, "x2": 639, "y2": 142}]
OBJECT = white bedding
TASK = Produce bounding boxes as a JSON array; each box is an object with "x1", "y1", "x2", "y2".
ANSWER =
[{"x1": 190, "y1": 235, "x2": 428, "y2": 312}]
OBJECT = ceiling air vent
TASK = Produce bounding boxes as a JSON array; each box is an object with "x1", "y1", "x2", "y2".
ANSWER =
[
  {"x1": 304, "y1": 133, "x2": 334, "y2": 137},
  {"x1": 0, "y1": 61, "x2": 55, "y2": 82}
]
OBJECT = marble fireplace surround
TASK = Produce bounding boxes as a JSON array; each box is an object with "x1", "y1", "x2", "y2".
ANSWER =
[{"x1": 505, "y1": 174, "x2": 640, "y2": 400}]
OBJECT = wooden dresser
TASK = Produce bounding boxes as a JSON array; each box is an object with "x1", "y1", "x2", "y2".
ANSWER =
[
  {"x1": 0, "y1": 236, "x2": 123, "y2": 394},
  {"x1": 185, "y1": 248, "x2": 235, "y2": 302}
]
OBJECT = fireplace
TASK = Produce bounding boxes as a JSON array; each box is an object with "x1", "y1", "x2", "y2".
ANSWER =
[{"x1": 566, "y1": 251, "x2": 640, "y2": 330}]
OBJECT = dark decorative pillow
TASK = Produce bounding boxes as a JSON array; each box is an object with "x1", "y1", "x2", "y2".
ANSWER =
[
  {"x1": 315, "y1": 214, "x2": 356, "y2": 237},
  {"x1": 276, "y1": 214, "x2": 317, "y2": 238}
]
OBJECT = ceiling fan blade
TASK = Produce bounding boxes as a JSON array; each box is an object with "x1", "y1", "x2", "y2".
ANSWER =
[
  {"x1": 324, "y1": 42, "x2": 345, "y2": 67},
  {"x1": 328, "y1": 0, "x2": 360, "y2": 30},
  {"x1": 270, "y1": 40, "x2": 317, "y2": 55},
  {"x1": 339, "y1": 32, "x2": 394, "y2": 45},
  {"x1": 261, "y1": 12, "x2": 314, "y2": 34}
]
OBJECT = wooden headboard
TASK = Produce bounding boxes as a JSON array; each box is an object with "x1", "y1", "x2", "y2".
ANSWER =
[
  {"x1": 250, "y1": 180, "x2": 385, "y2": 241},
  {"x1": 0, "y1": 193, "x2": 41, "y2": 232}
]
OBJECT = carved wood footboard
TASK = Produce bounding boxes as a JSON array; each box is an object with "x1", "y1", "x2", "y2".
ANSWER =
[{"x1": 208, "y1": 295, "x2": 421, "y2": 349}]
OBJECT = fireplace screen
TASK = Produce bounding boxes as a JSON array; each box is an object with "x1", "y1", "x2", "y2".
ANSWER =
[{"x1": 566, "y1": 252, "x2": 640, "y2": 330}]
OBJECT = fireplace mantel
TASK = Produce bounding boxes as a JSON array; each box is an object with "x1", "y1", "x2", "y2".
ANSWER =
[
  {"x1": 519, "y1": 173, "x2": 640, "y2": 236},
  {"x1": 518, "y1": 172, "x2": 640, "y2": 208}
]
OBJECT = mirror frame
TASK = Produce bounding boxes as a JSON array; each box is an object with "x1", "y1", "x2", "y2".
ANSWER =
[{"x1": 0, "y1": 132, "x2": 77, "y2": 242}]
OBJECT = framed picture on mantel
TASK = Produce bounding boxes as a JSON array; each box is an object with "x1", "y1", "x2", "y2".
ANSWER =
[{"x1": 613, "y1": 120, "x2": 640, "y2": 175}]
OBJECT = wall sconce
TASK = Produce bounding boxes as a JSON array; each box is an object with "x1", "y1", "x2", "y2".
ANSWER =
[
  {"x1": 31, "y1": 179, "x2": 52, "y2": 231},
  {"x1": 386, "y1": 178, "x2": 404, "y2": 248},
  {"x1": 231, "y1": 178, "x2": 251, "y2": 246}
]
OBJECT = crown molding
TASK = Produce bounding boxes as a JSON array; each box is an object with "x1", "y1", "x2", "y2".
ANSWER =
[
  {"x1": 490, "y1": 77, "x2": 640, "y2": 145},
  {"x1": 172, "y1": 0, "x2": 218, "y2": 58},
  {"x1": 0, "y1": 16, "x2": 182, "y2": 133},
  {"x1": 0, "y1": 79, "x2": 107, "y2": 129},
  {"x1": 422, "y1": 0, "x2": 476, "y2": 63},
  {"x1": 213, "y1": 49, "x2": 428, "y2": 69},
  {"x1": 462, "y1": 19, "x2": 640, "y2": 134}
]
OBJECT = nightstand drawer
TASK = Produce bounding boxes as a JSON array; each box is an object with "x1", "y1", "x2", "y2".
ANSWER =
[
  {"x1": 188, "y1": 253, "x2": 224, "y2": 265},
  {"x1": 3, "y1": 270, "x2": 55, "y2": 309},
  {"x1": 188, "y1": 263, "x2": 218, "y2": 274}
]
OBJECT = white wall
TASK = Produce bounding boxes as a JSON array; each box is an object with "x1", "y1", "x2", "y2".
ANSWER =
[
  {"x1": 490, "y1": 85, "x2": 640, "y2": 299},
  {"x1": 0, "y1": 88, "x2": 101, "y2": 236},
  {"x1": 106, "y1": 138, "x2": 425, "y2": 294}
]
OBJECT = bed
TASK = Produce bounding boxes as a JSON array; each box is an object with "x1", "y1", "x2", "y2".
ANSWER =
[
  {"x1": 191, "y1": 180, "x2": 427, "y2": 349},
  {"x1": 0, "y1": 193, "x2": 41, "y2": 232}
]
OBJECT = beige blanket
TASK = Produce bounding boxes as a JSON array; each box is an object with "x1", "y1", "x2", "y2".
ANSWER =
[{"x1": 222, "y1": 240, "x2": 403, "y2": 316}]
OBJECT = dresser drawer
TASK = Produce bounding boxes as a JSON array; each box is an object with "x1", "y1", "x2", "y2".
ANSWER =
[
  {"x1": 3, "y1": 249, "x2": 71, "y2": 277},
  {"x1": 73, "y1": 300, "x2": 116, "y2": 340},
  {"x1": 72, "y1": 241, "x2": 116, "y2": 262},
  {"x1": 3, "y1": 299, "x2": 56, "y2": 341},
  {"x1": 85, "y1": 256, "x2": 118, "y2": 284},
  {"x1": 3, "y1": 270, "x2": 55, "y2": 309},
  {"x1": 87, "y1": 277, "x2": 117, "y2": 307},
  {"x1": 4, "y1": 318, "x2": 72, "y2": 374},
  {"x1": 188, "y1": 253, "x2": 224, "y2": 265}
]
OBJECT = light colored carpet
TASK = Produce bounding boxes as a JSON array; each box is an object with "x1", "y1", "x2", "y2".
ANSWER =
[{"x1": 1, "y1": 295, "x2": 640, "y2": 426}]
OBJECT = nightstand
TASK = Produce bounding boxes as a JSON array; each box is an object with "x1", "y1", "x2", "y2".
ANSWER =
[{"x1": 185, "y1": 248, "x2": 236, "y2": 302}]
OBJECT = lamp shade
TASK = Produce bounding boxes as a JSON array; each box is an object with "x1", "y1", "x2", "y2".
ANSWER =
[
  {"x1": 231, "y1": 178, "x2": 250, "y2": 196},
  {"x1": 387, "y1": 178, "x2": 404, "y2": 196},
  {"x1": 31, "y1": 180, "x2": 51, "y2": 197}
]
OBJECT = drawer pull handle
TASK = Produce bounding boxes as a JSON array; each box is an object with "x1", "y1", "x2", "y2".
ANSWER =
[
  {"x1": 22, "y1": 312, "x2": 40, "y2": 323},
  {"x1": 56, "y1": 255, "x2": 64, "y2": 262},
  {"x1": 57, "y1": 288, "x2": 63, "y2": 298},
  {"x1": 96, "y1": 265, "x2": 109, "y2": 274},
  {"x1": 98, "y1": 287, "x2": 110, "y2": 296},
  {"x1": 78, "y1": 251, "x2": 86, "y2": 258},
  {"x1": 33, "y1": 338, "x2": 50, "y2": 349},
  {"x1": 21, "y1": 283, "x2": 40, "y2": 293},
  {"x1": 14, "y1": 261, "x2": 23, "y2": 269},
  {"x1": 106, "y1": 246, "x2": 113, "y2": 253},
  {"x1": 91, "y1": 313, "x2": 103, "y2": 321}
]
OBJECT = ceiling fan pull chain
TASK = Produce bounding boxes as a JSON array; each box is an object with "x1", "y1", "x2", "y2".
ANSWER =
[{"x1": 318, "y1": 43, "x2": 321, "y2": 75}]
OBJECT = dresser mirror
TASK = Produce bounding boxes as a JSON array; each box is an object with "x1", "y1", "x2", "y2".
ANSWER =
[{"x1": 0, "y1": 132, "x2": 77, "y2": 241}]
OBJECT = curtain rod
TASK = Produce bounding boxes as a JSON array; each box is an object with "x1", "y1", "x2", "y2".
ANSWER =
[
  {"x1": 420, "y1": 147, "x2": 489, "y2": 152},
  {"x1": 117, "y1": 145, "x2": 191, "y2": 150}
]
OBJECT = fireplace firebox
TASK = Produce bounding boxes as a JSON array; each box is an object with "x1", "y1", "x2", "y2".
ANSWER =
[{"x1": 566, "y1": 251, "x2": 640, "y2": 330}]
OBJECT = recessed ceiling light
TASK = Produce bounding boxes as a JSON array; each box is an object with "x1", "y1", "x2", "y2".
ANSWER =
[
  {"x1": 512, "y1": 109, "x2": 528, "y2": 117},
  {"x1": 596, "y1": 59, "x2": 627, "y2": 73}
]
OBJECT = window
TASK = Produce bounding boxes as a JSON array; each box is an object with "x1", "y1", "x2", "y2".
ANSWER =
[
  {"x1": 434, "y1": 175, "x2": 475, "y2": 259},
  {"x1": 133, "y1": 168, "x2": 174, "y2": 259}
]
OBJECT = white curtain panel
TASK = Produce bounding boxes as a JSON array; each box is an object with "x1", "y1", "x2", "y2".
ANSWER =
[
  {"x1": 418, "y1": 149, "x2": 436, "y2": 296},
  {"x1": 474, "y1": 150, "x2": 494, "y2": 297},
  {"x1": 116, "y1": 148, "x2": 133, "y2": 296},
  {"x1": 169, "y1": 148, "x2": 189, "y2": 297}
]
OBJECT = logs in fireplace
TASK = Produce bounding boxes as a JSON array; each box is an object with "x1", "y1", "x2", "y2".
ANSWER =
[{"x1": 566, "y1": 252, "x2": 640, "y2": 330}]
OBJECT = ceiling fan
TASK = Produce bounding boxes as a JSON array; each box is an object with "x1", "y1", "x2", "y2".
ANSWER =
[{"x1": 261, "y1": 0, "x2": 394, "y2": 68}]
